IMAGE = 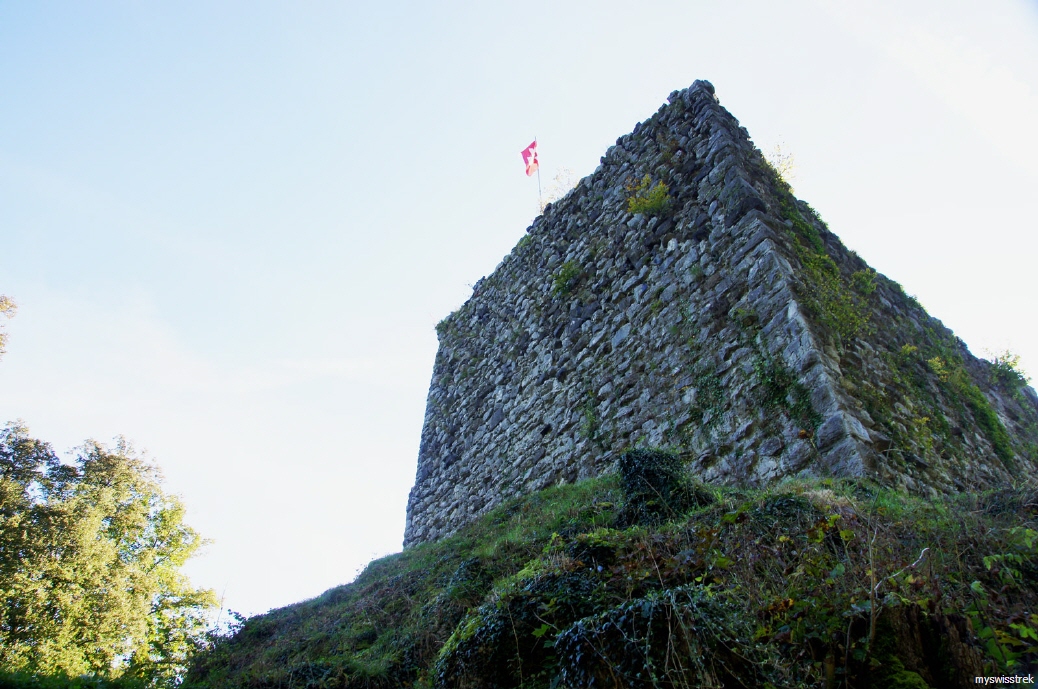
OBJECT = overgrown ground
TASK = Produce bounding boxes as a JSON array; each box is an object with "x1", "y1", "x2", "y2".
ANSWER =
[
  {"x1": 185, "y1": 452, "x2": 1038, "y2": 688},
  {"x1": 0, "y1": 673, "x2": 146, "y2": 689}
]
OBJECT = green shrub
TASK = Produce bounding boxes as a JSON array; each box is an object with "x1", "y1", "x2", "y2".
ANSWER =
[
  {"x1": 990, "y1": 350, "x2": 1031, "y2": 390},
  {"x1": 926, "y1": 355, "x2": 950, "y2": 381},
  {"x1": 617, "y1": 449, "x2": 712, "y2": 525},
  {"x1": 444, "y1": 557, "x2": 493, "y2": 606},
  {"x1": 555, "y1": 586, "x2": 756, "y2": 688},
  {"x1": 850, "y1": 268, "x2": 877, "y2": 295},
  {"x1": 435, "y1": 571, "x2": 602, "y2": 688},
  {"x1": 625, "y1": 175, "x2": 671, "y2": 216},
  {"x1": 551, "y1": 260, "x2": 582, "y2": 296}
]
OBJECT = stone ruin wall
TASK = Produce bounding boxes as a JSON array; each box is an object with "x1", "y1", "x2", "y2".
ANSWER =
[{"x1": 404, "y1": 80, "x2": 1038, "y2": 547}]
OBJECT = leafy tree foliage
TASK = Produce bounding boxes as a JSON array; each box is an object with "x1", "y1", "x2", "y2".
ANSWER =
[
  {"x1": 0, "y1": 295, "x2": 15, "y2": 359},
  {"x1": 0, "y1": 423, "x2": 216, "y2": 686}
]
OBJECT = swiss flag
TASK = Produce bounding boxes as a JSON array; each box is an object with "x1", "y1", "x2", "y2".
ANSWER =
[{"x1": 520, "y1": 140, "x2": 539, "y2": 176}]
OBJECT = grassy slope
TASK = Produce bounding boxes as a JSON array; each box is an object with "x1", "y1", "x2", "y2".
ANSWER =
[{"x1": 185, "y1": 474, "x2": 1038, "y2": 688}]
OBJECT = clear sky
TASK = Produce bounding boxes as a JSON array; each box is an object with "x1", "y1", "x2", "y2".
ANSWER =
[{"x1": 1, "y1": 0, "x2": 1036, "y2": 617}]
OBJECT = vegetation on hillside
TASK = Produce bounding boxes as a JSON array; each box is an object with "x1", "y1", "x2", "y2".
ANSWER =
[
  {"x1": 0, "y1": 424, "x2": 216, "y2": 688},
  {"x1": 186, "y1": 449, "x2": 1038, "y2": 688}
]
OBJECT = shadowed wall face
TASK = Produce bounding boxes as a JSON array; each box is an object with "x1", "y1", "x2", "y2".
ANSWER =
[{"x1": 404, "y1": 80, "x2": 1038, "y2": 547}]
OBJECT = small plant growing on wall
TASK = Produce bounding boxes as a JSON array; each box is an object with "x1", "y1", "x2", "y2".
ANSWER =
[
  {"x1": 850, "y1": 268, "x2": 877, "y2": 295},
  {"x1": 625, "y1": 175, "x2": 671, "y2": 216},
  {"x1": 764, "y1": 141, "x2": 797, "y2": 191},
  {"x1": 926, "y1": 356, "x2": 950, "y2": 381},
  {"x1": 989, "y1": 350, "x2": 1031, "y2": 391},
  {"x1": 552, "y1": 260, "x2": 583, "y2": 296},
  {"x1": 539, "y1": 167, "x2": 579, "y2": 212}
]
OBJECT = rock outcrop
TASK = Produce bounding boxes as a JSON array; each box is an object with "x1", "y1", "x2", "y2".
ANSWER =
[{"x1": 404, "y1": 80, "x2": 1038, "y2": 547}]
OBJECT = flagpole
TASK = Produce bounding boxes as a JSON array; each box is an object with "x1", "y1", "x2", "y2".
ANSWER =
[{"x1": 536, "y1": 137, "x2": 542, "y2": 210}]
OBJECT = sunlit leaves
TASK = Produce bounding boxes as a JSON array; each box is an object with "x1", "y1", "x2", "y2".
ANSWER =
[{"x1": 0, "y1": 423, "x2": 215, "y2": 685}]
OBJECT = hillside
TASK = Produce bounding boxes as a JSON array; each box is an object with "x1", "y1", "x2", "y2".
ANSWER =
[{"x1": 186, "y1": 462, "x2": 1038, "y2": 687}]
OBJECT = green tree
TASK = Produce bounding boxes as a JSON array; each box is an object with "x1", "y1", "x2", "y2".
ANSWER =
[
  {"x1": 0, "y1": 295, "x2": 15, "y2": 359},
  {"x1": 0, "y1": 423, "x2": 216, "y2": 686}
]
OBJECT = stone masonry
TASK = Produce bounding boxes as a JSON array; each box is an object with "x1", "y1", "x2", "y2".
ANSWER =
[{"x1": 403, "y1": 80, "x2": 1038, "y2": 547}]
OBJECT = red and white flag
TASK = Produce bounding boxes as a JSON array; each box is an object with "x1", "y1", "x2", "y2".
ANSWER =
[{"x1": 520, "y1": 140, "x2": 539, "y2": 176}]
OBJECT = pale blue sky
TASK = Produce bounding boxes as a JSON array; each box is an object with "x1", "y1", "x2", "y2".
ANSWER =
[{"x1": 2, "y1": 1, "x2": 1037, "y2": 616}]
